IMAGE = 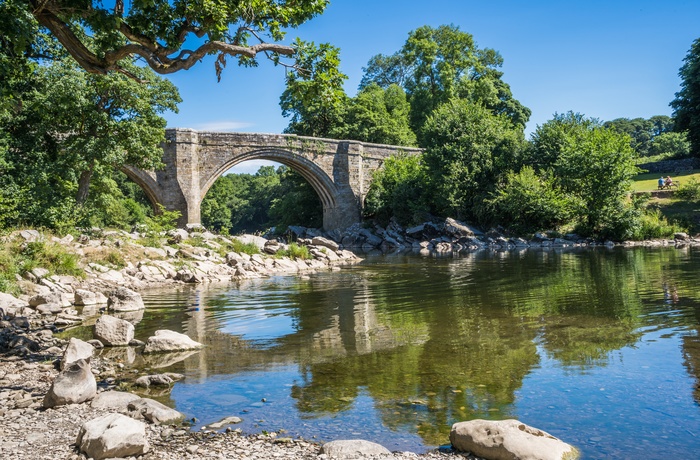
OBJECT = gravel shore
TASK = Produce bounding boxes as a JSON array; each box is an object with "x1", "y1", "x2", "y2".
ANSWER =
[{"x1": 0, "y1": 356, "x2": 477, "y2": 460}]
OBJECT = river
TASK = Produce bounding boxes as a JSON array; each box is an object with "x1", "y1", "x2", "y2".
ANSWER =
[{"x1": 87, "y1": 247, "x2": 700, "y2": 459}]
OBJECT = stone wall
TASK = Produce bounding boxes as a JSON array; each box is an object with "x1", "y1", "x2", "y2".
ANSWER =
[{"x1": 637, "y1": 157, "x2": 700, "y2": 173}]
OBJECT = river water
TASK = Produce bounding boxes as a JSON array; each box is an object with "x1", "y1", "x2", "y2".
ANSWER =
[{"x1": 91, "y1": 247, "x2": 700, "y2": 459}]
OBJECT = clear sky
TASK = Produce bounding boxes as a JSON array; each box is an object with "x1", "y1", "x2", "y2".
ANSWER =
[{"x1": 162, "y1": 0, "x2": 700, "y2": 173}]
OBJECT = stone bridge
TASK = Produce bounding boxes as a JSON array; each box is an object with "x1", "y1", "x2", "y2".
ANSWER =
[{"x1": 123, "y1": 129, "x2": 422, "y2": 230}]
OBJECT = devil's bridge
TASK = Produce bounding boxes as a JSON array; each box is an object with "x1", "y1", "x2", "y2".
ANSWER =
[{"x1": 123, "y1": 129, "x2": 422, "y2": 230}]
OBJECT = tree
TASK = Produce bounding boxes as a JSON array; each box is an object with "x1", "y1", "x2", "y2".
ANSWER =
[
  {"x1": 530, "y1": 113, "x2": 639, "y2": 237},
  {"x1": 280, "y1": 39, "x2": 348, "y2": 137},
  {"x1": 363, "y1": 153, "x2": 428, "y2": 226},
  {"x1": 30, "y1": 58, "x2": 180, "y2": 204},
  {"x1": 0, "y1": 54, "x2": 180, "y2": 229},
  {"x1": 671, "y1": 37, "x2": 700, "y2": 157},
  {"x1": 648, "y1": 131, "x2": 691, "y2": 158},
  {"x1": 12, "y1": 0, "x2": 328, "y2": 77},
  {"x1": 603, "y1": 116, "x2": 674, "y2": 157},
  {"x1": 333, "y1": 83, "x2": 417, "y2": 146},
  {"x1": 360, "y1": 24, "x2": 530, "y2": 138},
  {"x1": 421, "y1": 99, "x2": 524, "y2": 222}
]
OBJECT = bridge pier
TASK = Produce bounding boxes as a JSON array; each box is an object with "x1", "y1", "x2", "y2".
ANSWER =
[{"x1": 127, "y1": 129, "x2": 422, "y2": 231}]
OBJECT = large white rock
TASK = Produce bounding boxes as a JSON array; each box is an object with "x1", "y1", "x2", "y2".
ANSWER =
[
  {"x1": 91, "y1": 391, "x2": 141, "y2": 410},
  {"x1": 76, "y1": 413, "x2": 149, "y2": 460},
  {"x1": 61, "y1": 337, "x2": 95, "y2": 370},
  {"x1": 143, "y1": 329, "x2": 203, "y2": 354},
  {"x1": 321, "y1": 440, "x2": 392, "y2": 459},
  {"x1": 450, "y1": 419, "x2": 579, "y2": 460},
  {"x1": 107, "y1": 287, "x2": 145, "y2": 312},
  {"x1": 74, "y1": 289, "x2": 100, "y2": 306},
  {"x1": 233, "y1": 234, "x2": 268, "y2": 250},
  {"x1": 0, "y1": 292, "x2": 29, "y2": 312},
  {"x1": 43, "y1": 359, "x2": 97, "y2": 408},
  {"x1": 94, "y1": 314, "x2": 134, "y2": 346},
  {"x1": 128, "y1": 397, "x2": 185, "y2": 425}
]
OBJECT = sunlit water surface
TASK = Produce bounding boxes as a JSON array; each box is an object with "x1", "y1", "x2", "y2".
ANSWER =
[{"x1": 83, "y1": 248, "x2": 700, "y2": 459}]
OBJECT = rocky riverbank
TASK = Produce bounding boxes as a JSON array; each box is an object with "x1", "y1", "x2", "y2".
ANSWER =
[{"x1": 0, "y1": 222, "x2": 604, "y2": 459}]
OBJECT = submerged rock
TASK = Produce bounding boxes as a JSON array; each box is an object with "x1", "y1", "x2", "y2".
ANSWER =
[{"x1": 143, "y1": 329, "x2": 203, "y2": 354}]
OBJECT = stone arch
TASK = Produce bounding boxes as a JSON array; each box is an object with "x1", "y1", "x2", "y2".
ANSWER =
[
  {"x1": 200, "y1": 148, "x2": 338, "y2": 212},
  {"x1": 119, "y1": 165, "x2": 166, "y2": 213}
]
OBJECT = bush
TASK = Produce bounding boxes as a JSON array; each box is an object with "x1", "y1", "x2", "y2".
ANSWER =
[
  {"x1": 275, "y1": 242, "x2": 311, "y2": 260},
  {"x1": 0, "y1": 235, "x2": 84, "y2": 294},
  {"x1": 676, "y1": 178, "x2": 700, "y2": 201},
  {"x1": 364, "y1": 153, "x2": 430, "y2": 226},
  {"x1": 487, "y1": 166, "x2": 574, "y2": 234}
]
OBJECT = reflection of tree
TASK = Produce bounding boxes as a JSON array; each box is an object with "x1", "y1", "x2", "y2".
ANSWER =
[{"x1": 121, "y1": 247, "x2": 700, "y2": 446}]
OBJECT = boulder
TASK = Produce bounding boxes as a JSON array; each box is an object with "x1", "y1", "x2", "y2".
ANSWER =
[
  {"x1": 93, "y1": 315, "x2": 135, "y2": 346},
  {"x1": 143, "y1": 329, "x2": 203, "y2": 354},
  {"x1": 107, "y1": 287, "x2": 145, "y2": 312},
  {"x1": 128, "y1": 397, "x2": 185, "y2": 425},
  {"x1": 450, "y1": 419, "x2": 579, "y2": 460},
  {"x1": 74, "y1": 289, "x2": 100, "y2": 306},
  {"x1": 76, "y1": 413, "x2": 149, "y2": 460},
  {"x1": 321, "y1": 440, "x2": 392, "y2": 459},
  {"x1": 134, "y1": 373, "x2": 181, "y2": 387},
  {"x1": 28, "y1": 292, "x2": 62, "y2": 307},
  {"x1": 444, "y1": 217, "x2": 476, "y2": 238},
  {"x1": 61, "y1": 337, "x2": 95, "y2": 370},
  {"x1": 206, "y1": 416, "x2": 243, "y2": 430},
  {"x1": 233, "y1": 234, "x2": 268, "y2": 250},
  {"x1": 311, "y1": 236, "x2": 340, "y2": 251},
  {"x1": 0, "y1": 292, "x2": 29, "y2": 313},
  {"x1": 43, "y1": 358, "x2": 97, "y2": 408},
  {"x1": 91, "y1": 391, "x2": 141, "y2": 410}
]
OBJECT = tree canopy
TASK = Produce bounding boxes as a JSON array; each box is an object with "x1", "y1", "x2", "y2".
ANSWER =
[
  {"x1": 671, "y1": 37, "x2": 700, "y2": 158},
  {"x1": 10, "y1": 0, "x2": 328, "y2": 78},
  {"x1": 360, "y1": 24, "x2": 530, "y2": 138}
]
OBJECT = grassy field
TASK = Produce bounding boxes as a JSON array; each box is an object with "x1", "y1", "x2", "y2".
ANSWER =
[
  {"x1": 631, "y1": 169, "x2": 700, "y2": 234},
  {"x1": 631, "y1": 169, "x2": 700, "y2": 192}
]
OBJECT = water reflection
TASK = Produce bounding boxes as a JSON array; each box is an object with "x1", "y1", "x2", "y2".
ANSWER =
[{"x1": 100, "y1": 247, "x2": 700, "y2": 458}]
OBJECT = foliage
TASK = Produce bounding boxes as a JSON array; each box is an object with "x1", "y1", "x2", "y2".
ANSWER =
[
  {"x1": 0, "y1": 51, "x2": 179, "y2": 231},
  {"x1": 9, "y1": 0, "x2": 328, "y2": 77},
  {"x1": 268, "y1": 167, "x2": 323, "y2": 230},
  {"x1": 647, "y1": 131, "x2": 692, "y2": 159},
  {"x1": 360, "y1": 24, "x2": 530, "y2": 139},
  {"x1": 280, "y1": 39, "x2": 348, "y2": 137},
  {"x1": 226, "y1": 239, "x2": 260, "y2": 256},
  {"x1": 0, "y1": 235, "x2": 84, "y2": 293},
  {"x1": 676, "y1": 178, "x2": 700, "y2": 201},
  {"x1": 202, "y1": 165, "x2": 322, "y2": 234},
  {"x1": 487, "y1": 167, "x2": 574, "y2": 234},
  {"x1": 604, "y1": 116, "x2": 675, "y2": 157},
  {"x1": 632, "y1": 208, "x2": 684, "y2": 240},
  {"x1": 275, "y1": 242, "x2": 311, "y2": 260},
  {"x1": 145, "y1": 205, "x2": 181, "y2": 234},
  {"x1": 421, "y1": 99, "x2": 524, "y2": 222},
  {"x1": 529, "y1": 113, "x2": 639, "y2": 237},
  {"x1": 363, "y1": 153, "x2": 429, "y2": 226},
  {"x1": 671, "y1": 37, "x2": 700, "y2": 157},
  {"x1": 333, "y1": 83, "x2": 417, "y2": 146}
]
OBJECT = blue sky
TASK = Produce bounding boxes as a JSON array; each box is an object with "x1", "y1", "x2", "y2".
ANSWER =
[{"x1": 162, "y1": 0, "x2": 700, "y2": 173}]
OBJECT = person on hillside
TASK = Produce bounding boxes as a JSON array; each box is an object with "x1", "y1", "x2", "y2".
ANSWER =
[
  {"x1": 658, "y1": 177, "x2": 665, "y2": 189},
  {"x1": 664, "y1": 176, "x2": 674, "y2": 188}
]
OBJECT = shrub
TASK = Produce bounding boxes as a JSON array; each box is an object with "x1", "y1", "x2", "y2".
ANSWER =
[
  {"x1": 487, "y1": 166, "x2": 574, "y2": 234},
  {"x1": 275, "y1": 242, "x2": 311, "y2": 260},
  {"x1": 676, "y1": 178, "x2": 700, "y2": 201}
]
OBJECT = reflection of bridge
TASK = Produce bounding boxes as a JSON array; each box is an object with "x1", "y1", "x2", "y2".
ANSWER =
[{"x1": 123, "y1": 129, "x2": 421, "y2": 230}]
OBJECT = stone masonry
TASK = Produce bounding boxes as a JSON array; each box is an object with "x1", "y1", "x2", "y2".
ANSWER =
[{"x1": 122, "y1": 129, "x2": 422, "y2": 230}]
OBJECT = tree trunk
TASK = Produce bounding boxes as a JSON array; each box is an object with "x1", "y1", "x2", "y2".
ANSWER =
[{"x1": 76, "y1": 162, "x2": 94, "y2": 205}]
